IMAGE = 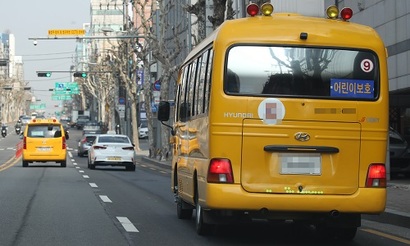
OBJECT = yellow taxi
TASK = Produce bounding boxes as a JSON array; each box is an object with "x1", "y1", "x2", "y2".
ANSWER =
[{"x1": 22, "y1": 118, "x2": 68, "y2": 167}]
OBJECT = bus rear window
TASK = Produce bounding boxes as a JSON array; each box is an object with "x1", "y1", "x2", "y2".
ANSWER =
[{"x1": 225, "y1": 45, "x2": 379, "y2": 100}]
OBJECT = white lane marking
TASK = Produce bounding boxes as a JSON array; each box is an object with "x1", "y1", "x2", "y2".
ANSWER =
[
  {"x1": 73, "y1": 163, "x2": 77, "y2": 166},
  {"x1": 79, "y1": 170, "x2": 84, "y2": 173},
  {"x1": 99, "y1": 195, "x2": 112, "y2": 203},
  {"x1": 68, "y1": 152, "x2": 73, "y2": 158},
  {"x1": 76, "y1": 166, "x2": 80, "y2": 169},
  {"x1": 71, "y1": 159, "x2": 75, "y2": 162},
  {"x1": 89, "y1": 183, "x2": 98, "y2": 188},
  {"x1": 83, "y1": 175, "x2": 90, "y2": 179},
  {"x1": 116, "y1": 217, "x2": 139, "y2": 232}
]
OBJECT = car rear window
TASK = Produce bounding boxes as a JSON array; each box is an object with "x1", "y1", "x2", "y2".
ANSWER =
[
  {"x1": 86, "y1": 136, "x2": 97, "y2": 142},
  {"x1": 98, "y1": 136, "x2": 130, "y2": 143}
]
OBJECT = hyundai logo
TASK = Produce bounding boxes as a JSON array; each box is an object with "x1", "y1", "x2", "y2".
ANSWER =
[{"x1": 294, "y1": 132, "x2": 310, "y2": 142}]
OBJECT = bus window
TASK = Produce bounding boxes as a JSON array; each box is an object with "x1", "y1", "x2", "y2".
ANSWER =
[{"x1": 226, "y1": 46, "x2": 378, "y2": 99}]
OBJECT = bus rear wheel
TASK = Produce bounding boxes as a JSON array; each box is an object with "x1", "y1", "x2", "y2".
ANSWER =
[{"x1": 195, "y1": 196, "x2": 213, "y2": 235}]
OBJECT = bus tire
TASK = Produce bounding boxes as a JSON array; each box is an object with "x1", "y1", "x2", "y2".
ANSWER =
[
  {"x1": 60, "y1": 161, "x2": 66, "y2": 167},
  {"x1": 22, "y1": 160, "x2": 28, "y2": 167},
  {"x1": 195, "y1": 195, "x2": 213, "y2": 235}
]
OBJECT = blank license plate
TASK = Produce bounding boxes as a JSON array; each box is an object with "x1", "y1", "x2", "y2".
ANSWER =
[
  {"x1": 279, "y1": 153, "x2": 321, "y2": 175},
  {"x1": 107, "y1": 156, "x2": 121, "y2": 161},
  {"x1": 37, "y1": 147, "x2": 51, "y2": 152}
]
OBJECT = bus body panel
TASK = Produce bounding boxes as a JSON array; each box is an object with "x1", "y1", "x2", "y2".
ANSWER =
[
  {"x1": 202, "y1": 184, "x2": 386, "y2": 214},
  {"x1": 241, "y1": 119, "x2": 361, "y2": 195}
]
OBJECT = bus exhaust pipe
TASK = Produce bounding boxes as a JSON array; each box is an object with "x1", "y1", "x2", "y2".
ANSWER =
[{"x1": 330, "y1": 210, "x2": 340, "y2": 217}]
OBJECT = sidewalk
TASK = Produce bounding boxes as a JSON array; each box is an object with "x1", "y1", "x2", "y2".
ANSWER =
[{"x1": 137, "y1": 152, "x2": 410, "y2": 218}]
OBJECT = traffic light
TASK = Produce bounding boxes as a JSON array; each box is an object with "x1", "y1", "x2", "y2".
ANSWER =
[
  {"x1": 73, "y1": 72, "x2": 87, "y2": 78},
  {"x1": 37, "y1": 72, "x2": 52, "y2": 77}
]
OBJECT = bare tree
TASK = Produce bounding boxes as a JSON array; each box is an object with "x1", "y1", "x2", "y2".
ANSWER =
[
  {"x1": 132, "y1": 0, "x2": 185, "y2": 160},
  {"x1": 108, "y1": 39, "x2": 142, "y2": 151},
  {"x1": 80, "y1": 57, "x2": 116, "y2": 130}
]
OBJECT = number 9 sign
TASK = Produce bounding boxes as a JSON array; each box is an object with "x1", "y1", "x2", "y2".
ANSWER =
[{"x1": 360, "y1": 59, "x2": 374, "y2": 73}]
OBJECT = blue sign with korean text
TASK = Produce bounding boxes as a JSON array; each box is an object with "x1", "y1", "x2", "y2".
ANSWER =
[{"x1": 330, "y1": 79, "x2": 374, "y2": 99}]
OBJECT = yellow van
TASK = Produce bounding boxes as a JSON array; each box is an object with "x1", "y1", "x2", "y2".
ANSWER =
[{"x1": 22, "y1": 118, "x2": 68, "y2": 167}]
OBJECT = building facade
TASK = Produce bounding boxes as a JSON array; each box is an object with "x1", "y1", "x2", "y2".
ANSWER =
[{"x1": 0, "y1": 33, "x2": 27, "y2": 122}]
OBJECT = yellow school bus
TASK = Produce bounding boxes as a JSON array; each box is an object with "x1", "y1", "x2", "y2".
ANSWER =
[{"x1": 158, "y1": 3, "x2": 388, "y2": 240}]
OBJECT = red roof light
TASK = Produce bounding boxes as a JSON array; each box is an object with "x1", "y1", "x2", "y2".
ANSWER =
[
  {"x1": 340, "y1": 7, "x2": 353, "y2": 21},
  {"x1": 246, "y1": 3, "x2": 259, "y2": 17}
]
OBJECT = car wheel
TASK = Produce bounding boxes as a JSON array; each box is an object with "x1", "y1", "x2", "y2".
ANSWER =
[
  {"x1": 88, "y1": 159, "x2": 95, "y2": 169},
  {"x1": 77, "y1": 151, "x2": 82, "y2": 157},
  {"x1": 22, "y1": 160, "x2": 28, "y2": 167}
]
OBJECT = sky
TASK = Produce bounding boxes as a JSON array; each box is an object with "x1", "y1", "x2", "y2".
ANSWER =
[{"x1": 0, "y1": 0, "x2": 90, "y2": 116}]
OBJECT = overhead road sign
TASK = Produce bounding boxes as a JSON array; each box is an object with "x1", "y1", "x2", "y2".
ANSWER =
[
  {"x1": 52, "y1": 94, "x2": 72, "y2": 101},
  {"x1": 54, "y1": 82, "x2": 79, "y2": 95},
  {"x1": 48, "y1": 29, "x2": 86, "y2": 36}
]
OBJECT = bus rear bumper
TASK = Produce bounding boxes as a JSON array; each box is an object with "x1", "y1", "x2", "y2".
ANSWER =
[{"x1": 203, "y1": 184, "x2": 386, "y2": 215}]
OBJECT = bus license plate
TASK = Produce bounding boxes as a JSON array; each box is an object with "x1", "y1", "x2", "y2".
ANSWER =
[{"x1": 279, "y1": 153, "x2": 321, "y2": 175}]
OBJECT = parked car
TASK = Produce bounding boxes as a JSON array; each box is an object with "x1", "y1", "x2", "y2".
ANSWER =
[
  {"x1": 77, "y1": 134, "x2": 99, "y2": 157},
  {"x1": 87, "y1": 134, "x2": 136, "y2": 171},
  {"x1": 138, "y1": 121, "x2": 148, "y2": 139},
  {"x1": 389, "y1": 127, "x2": 410, "y2": 175}
]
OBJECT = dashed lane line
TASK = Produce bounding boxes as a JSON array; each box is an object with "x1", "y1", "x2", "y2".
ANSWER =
[
  {"x1": 99, "y1": 195, "x2": 112, "y2": 203},
  {"x1": 117, "y1": 217, "x2": 139, "y2": 232}
]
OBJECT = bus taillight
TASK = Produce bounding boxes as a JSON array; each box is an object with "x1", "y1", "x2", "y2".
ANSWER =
[
  {"x1": 23, "y1": 136, "x2": 27, "y2": 149},
  {"x1": 208, "y1": 158, "x2": 234, "y2": 183},
  {"x1": 366, "y1": 164, "x2": 386, "y2": 187},
  {"x1": 246, "y1": 3, "x2": 259, "y2": 17},
  {"x1": 62, "y1": 136, "x2": 66, "y2": 150}
]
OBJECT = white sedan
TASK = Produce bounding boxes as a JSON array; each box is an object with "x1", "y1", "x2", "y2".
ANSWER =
[{"x1": 87, "y1": 134, "x2": 137, "y2": 171}]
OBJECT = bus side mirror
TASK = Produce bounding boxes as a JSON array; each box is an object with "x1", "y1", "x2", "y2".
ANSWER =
[
  {"x1": 157, "y1": 101, "x2": 175, "y2": 136},
  {"x1": 158, "y1": 101, "x2": 170, "y2": 121}
]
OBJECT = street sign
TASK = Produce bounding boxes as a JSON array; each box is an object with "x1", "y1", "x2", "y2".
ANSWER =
[
  {"x1": 54, "y1": 82, "x2": 80, "y2": 95},
  {"x1": 48, "y1": 29, "x2": 85, "y2": 36},
  {"x1": 30, "y1": 103, "x2": 46, "y2": 110},
  {"x1": 52, "y1": 94, "x2": 72, "y2": 100},
  {"x1": 153, "y1": 80, "x2": 161, "y2": 91}
]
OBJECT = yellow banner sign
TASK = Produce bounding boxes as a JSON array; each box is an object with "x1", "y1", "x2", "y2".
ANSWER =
[{"x1": 48, "y1": 29, "x2": 86, "y2": 36}]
